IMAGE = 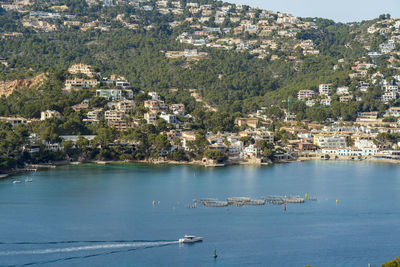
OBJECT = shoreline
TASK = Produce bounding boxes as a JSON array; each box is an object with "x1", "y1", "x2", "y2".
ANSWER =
[
  {"x1": 299, "y1": 155, "x2": 400, "y2": 164},
  {"x1": 1, "y1": 156, "x2": 399, "y2": 179}
]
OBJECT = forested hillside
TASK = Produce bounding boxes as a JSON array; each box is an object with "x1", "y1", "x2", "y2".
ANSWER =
[{"x1": 0, "y1": 0, "x2": 398, "y2": 117}]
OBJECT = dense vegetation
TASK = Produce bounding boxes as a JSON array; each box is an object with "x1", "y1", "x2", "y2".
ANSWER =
[
  {"x1": 0, "y1": 0, "x2": 398, "y2": 172},
  {"x1": 0, "y1": 2, "x2": 396, "y2": 118}
]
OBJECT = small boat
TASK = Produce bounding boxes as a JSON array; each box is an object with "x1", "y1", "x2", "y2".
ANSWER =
[
  {"x1": 25, "y1": 178, "x2": 33, "y2": 182},
  {"x1": 179, "y1": 235, "x2": 203, "y2": 244},
  {"x1": 13, "y1": 180, "x2": 21, "y2": 184}
]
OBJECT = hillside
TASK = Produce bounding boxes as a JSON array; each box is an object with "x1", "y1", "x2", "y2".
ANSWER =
[
  {"x1": 0, "y1": 73, "x2": 47, "y2": 97},
  {"x1": 0, "y1": 0, "x2": 398, "y2": 117}
]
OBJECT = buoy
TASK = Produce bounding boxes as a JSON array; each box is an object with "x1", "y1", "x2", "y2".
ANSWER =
[
  {"x1": 213, "y1": 249, "x2": 218, "y2": 258},
  {"x1": 152, "y1": 200, "x2": 155, "y2": 205},
  {"x1": 283, "y1": 203, "x2": 287, "y2": 211},
  {"x1": 336, "y1": 199, "x2": 339, "y2": 204},
  {"x1": 305, "y1": 193, "x2": 308, "y2": 199}
]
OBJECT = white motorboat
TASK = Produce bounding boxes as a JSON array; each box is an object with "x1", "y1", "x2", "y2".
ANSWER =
[
  {"x1": 25, "y1": 179, "x2": 33, "y2": 182},
  {"x1": 179, "y1": 235, "x2": 203, "y2": 244},
  {"x1": 12, "y1": 180, "x2": 21, "y2": 184}
]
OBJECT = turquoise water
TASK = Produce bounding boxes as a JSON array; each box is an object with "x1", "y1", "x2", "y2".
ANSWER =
[{"x1": 0, "y1": 161, "x2": 399, "y2": 266}]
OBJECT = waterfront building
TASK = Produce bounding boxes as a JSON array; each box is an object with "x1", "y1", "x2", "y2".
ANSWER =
[
  {"x1": 243, "y1": 144, "x2": 259, "y2": 158},
  {"x1": 314, "y1": 135, "x2": 346, "y2": 148},
  {"x1": 181, "y1": 131, "x2": 198, "y2": 151},
  {"x1": 299, "y1": 141, "x2": 315, "y2": 151},
  {"x1": 208, "y1": 142, "x2": 228, "y2": 153}
]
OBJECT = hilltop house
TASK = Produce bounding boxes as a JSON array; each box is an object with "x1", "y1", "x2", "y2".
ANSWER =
[{"x1": 40, "y1": 110, "x2": 61, "y2": 121}]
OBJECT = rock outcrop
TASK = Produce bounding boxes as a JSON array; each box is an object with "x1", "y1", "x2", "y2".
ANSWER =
[{"x1": 0, "y1": 73, "x2": 47, "y2": 97}]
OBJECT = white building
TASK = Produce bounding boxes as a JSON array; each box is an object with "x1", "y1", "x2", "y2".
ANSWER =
[
  {"x1": 319, "y1": 84, "x2": 332, "y2": 96},
  {"x1": 385, "y1": 107, "x2": 400, "y2": 117},
  {"x1": 383, "y1": 85, "x2": 399, "y2": 93},
  {"x1": 227, "y1": 141, "x2": 243, "y2": 158},
  {"x1": 242, "y1": 144, "x2": 259, "y2": 157},
  {"x1": 336, "y1": 87, "x2": 349, "y2": 95},
  {"x1": 40, "y1": 110, "x2": 61, "y2": 121},
  {"x1": 381, "y1": 92, "x2": 397, "y2": 103},
  {"x1": 96, "y1": 89, "x2": 122, "y2": 101},
  {"x1": 354, "y1": 139, "x2": 376, "y2": 149},
  {"x1": 160, "y1": 113, "x2": 178, "y2": 124},
  {"x1": 320, "y1": 98, "x2": 331, "y2": 106},
  {"x1": 322, "y1": 148, "x2": 362, "y2": 156},
  {"x1": 148, "y1": 92, "x2": 161, "y2": 100},
  {"x1": 314, "y1": 135, "x2": 346, "y2": 148}
]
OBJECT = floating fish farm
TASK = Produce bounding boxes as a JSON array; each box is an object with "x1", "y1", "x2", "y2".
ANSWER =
[{"x1": 191, "y1": 195, "x2": 316, "y2": 208}]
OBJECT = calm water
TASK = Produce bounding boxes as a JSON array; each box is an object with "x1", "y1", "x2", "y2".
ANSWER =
[{"x1": 0, "y1": 161, "x2": 399, "y2": 267}]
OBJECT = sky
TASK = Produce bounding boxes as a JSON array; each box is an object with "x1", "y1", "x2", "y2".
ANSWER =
[{"x1": 227, "y1": 0, "x2": 400, "y2": 23}]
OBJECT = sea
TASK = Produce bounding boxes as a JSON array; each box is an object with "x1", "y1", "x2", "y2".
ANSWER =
[{"x1": 0, "y1": 161, "x2": 399, "y2": 267}]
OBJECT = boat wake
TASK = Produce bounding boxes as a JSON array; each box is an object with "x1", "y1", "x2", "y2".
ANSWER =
[
  {"x1": 0, "y1": 241, "x2": 178, "y2": 256},
  {"x1": 1, "y1": 240, "x2": 179, "y2": 267},
  {"x1": 0, "y1": 239, "x2": 174, "y2": 245}
]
